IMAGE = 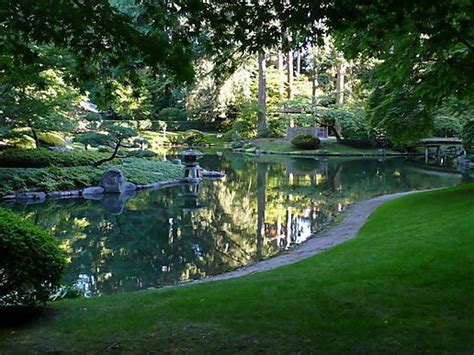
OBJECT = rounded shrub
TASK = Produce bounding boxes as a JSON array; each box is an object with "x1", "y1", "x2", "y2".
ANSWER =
[
  {"x1": 0, "y1": 208, "x2": 65, "y2": 306},
  {"x1": 291, "y1": 134, "x2": 321, "y2": 150},
  {"x1": 38, "y1": 132, "x2": 66, "y2": 147}
]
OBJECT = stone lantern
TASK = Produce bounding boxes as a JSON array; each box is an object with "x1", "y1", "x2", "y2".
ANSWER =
[{"x1": 179, "y1": 149, "x2": 204, "y2": 183}]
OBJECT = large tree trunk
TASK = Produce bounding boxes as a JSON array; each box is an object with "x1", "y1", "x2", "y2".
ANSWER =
[
  {"x1": 286, "y1": 49, "x2": 294, "y2": 100},
  {"x1": 330, "y1": 125, "x2": 343, "y2": 143},
  {"x1": 296, "y1": 48, "x2": 301, "y2": 76},
  {"x1": 311, "y1": 50, "x2": 319, "y2": 107},
  {"x1": 276, "y1": 51, "x2": 283, "y2": 69},
  {"x1": 94, "y1": 140, "x2": 121, "y2": 167},
  {"x1": 336, "y1": 61, "x2": 346, "y2": 106},
  {"x1": 31, "y1": 129, "x2": 40, "y2": 149},
  {"x1": 257, "y1": 51, "x2": 267, "y2": 136}
]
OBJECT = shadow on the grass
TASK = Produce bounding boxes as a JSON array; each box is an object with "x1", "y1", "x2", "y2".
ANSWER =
[{"x1": 0, "y1": 306, "x2": 54, "y2": 329}]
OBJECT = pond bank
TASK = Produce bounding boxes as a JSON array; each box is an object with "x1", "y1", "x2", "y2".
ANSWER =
[
  {"x1": 187, "y1": 189, "x2": 431, "y2": 284},
  {"x1": 2, "y1": 184, "x2": 473, "y2": 353}
]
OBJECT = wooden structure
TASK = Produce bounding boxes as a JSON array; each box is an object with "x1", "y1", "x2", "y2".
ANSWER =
[
  {"x1": 286, "y1": 126, "x2": 329, "y2": 140},
  {"x1": 273, "y1": 107, "x2": 329, "y2": 140},
  {"x1": 418, "y1": 137, "x2": 464, "y2": 162}
]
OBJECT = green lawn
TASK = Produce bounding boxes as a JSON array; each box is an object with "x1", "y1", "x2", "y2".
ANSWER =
[
  {"x1": 251, "y1": 138, "x2": 399, "y2": 155},
  {"x1": 1, "y1": 184, "x2": 473, "y2": 352}
]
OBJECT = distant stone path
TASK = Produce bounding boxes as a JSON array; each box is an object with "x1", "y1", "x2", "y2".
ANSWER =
[{"x1": 193, "y1": 189, "x2": 426, "y2": 284}]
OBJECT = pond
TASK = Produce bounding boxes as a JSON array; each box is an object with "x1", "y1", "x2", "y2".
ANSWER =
[{"x1": 3, "y1": 153, "x2": 471, "y2": 297}]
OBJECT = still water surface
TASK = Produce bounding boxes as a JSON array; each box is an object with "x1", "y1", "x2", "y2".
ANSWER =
[{"x1": 3, "y1": 153, "x2": 469, "y2": 296}]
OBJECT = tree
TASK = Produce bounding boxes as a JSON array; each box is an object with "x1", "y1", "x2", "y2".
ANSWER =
[
  {"x1": 286, "y1": 49, "x2": 294, "y2": 100},
  {"x1": 76, "y1": 124, "x2": 137, "y2": 166},
  {"x1": 257, "y1": 52, "x2": 268, "y2": 136}
]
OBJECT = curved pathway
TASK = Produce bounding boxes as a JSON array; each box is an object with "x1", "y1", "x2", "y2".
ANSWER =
[{"x1": 195, "y1": 189, "x2": 426, "y2": 284}]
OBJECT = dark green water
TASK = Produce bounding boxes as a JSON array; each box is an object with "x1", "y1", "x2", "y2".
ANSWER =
[{"x1": 2, "y1": 153, "x2": 469, "y2": 297}]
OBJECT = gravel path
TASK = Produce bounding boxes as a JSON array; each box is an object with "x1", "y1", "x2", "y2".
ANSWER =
[{"x1": 195, "y1": 190, "x2": 424, "y2": 284}]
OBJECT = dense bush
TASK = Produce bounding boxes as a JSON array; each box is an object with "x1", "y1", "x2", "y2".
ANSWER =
[
  {"x1": 462, "y1": 120, "x2": 474, "y2": 153},
  {"x1": 433, "y1": 115, "x2": 463, "y2": 137},
  {"x1": 0, "y1": 208, "x2": 65, "y2": 306},
  {"x1": 127, "y1": 149, "x2": 157, "y2": 158},
  {"x1": 291, "y1": 135, "x2": 321, "y2": 150},
  {"x1": 158, "y1": 107, "x2": 187, "y2": 121},
  {"x1": 232, "y1": 102, "x2": 258, "y2": 138},
  {"x1": 0, "y1": 148, "x2": 108, "y2": 168},
  {"x1": 38, "y1": 132, "x2": 66, "y2": 147}
]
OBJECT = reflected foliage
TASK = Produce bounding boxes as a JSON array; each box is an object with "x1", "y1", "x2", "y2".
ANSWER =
[{"x1": 1, "y1": 154, "x2": 465, "y2": 296}]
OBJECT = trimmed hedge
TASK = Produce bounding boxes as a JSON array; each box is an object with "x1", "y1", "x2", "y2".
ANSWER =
[
  {"x1": 0, "y1": 208, "x2": 65, "y2": 305},
  {"x1": 291, "y1": 135, "x2": 321, "y2": 150},
  {"x1": 0, "y1": 148, "x2": 109, "y2": 168}
]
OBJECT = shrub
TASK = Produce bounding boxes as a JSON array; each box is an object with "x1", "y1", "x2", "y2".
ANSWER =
[
  {"x1": 291, "y1": 134, "x2": 321, "y2": 150},
  {"x1": 0, "y1": 208, "x2": 65, "y2": 306},
  {"x1": 158, "y1": 107, "x2": 187, "y2": 121},
  {"x1": 38, "y1": 132, "x2": 66, "y2": 147},
  {"x1": 232, "y1": 102, "x2": 258, "y2": 138},
  {"x1": 0, "y1": 148, "x2": 108, "y2": 168},
  {"x1": 267, "y1": 117, "x2": 287, "y2": 138},
  {"x1": 181, "y1": 130, "x2": 205, "y2": 145},
  {"x1": 127, "y1": 149, "x2": 157, "y2": 158}
]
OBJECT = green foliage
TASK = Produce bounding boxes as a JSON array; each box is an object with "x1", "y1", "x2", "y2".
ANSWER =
[
  {"x1": 103, "y1": 125, "x2": 137, "y2": 142},
  {"x1": 133, "y1": 137, "x2": 150, "y2": 149},
  {"x1": 232, "y1": 102, "x2": 259, "y2": 138},
  {"x1": 267, "y1": 117, "x2": 287, "y2": 138},
  {"x1": 158, "y1": 108, "x2": 187, "y2": 121},
  {"x1": 291, "y1": 135, "x2": 321, "y2": 150},
  {"x1": 368, "y1": 87, "x2": 432, "y2": 144},
  {"x1": 75, "y1": 133, "x2": 110, "y2": 149},
  {"x1": 433, "y1": 115, "x2": 463, "y2": 138},
  {"x1": 335, "y1": 108, "x2": 374, "y2": 146},
  {"x1": 127, "y1": 149, "x2": 157, "y2": 158},
  {"x1": 462, "y1": 120, "x2": 474, "y2": 153},
  {"x1": 0, "y1": 208, "x2": 65, "y2": 306},
  {"x1": 0, "y1": 148, "x2": 108, "y2": 168},
  {"x1": 0, "y1": 159, "x2": 183, "y2": 195},
  {"x1": 38, "y1": 132, "x2": 66, "y2": 147}
]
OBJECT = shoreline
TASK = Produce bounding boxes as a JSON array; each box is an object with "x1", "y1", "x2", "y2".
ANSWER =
[{"x1": 180, "y1": 189, "x2": 431, "y2": 286}]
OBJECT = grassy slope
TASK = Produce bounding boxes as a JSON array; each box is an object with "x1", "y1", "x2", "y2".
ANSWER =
[
  {"x1": 0, "y1": 159, "x2": 183, "y2": 195},
  {"x1": 1, "y1": 185, "x2": 474, "y2": 352},
  {"x1": 251, "y1": 138, "x2": 398, "y2": 155}
]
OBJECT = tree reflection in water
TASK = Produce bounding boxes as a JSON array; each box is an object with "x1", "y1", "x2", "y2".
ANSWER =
[{"x1": 2, "y1": 154, "x2": 466, "y2": 296}]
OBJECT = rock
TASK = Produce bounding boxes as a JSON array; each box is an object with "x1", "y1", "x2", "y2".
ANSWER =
[
  {"x1": 48, "y1": 146, "x2": 71, "y2": 152},
  {"x1": 124, "y1": 182, "x2": 137, "y2": 191},
  {"x1": 99, "y1": 169, "x2": 131, "y2": 194},
  {"x1": 47, "y1": 190, "x2": 81, "y2": 199},
  {"x1": 171, "y1": 158, "x2": 182, "y2": 165},
  {"x1": 101, "y1": 190, "x2": 137, "y2": 215},
  {"x1": 83, "y1": 186, "x2": 105, "y2": 195},
  {"x1": 16, "y1": 192, "x2": 46, "y2": 201},
  {"x1": 202, "y1": 170, "x2": 226, "y2": 179}
]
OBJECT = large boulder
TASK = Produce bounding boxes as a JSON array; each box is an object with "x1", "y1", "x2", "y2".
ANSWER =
[{"x1": 99, "y1": 169, "x2": 136, "y2": 194}]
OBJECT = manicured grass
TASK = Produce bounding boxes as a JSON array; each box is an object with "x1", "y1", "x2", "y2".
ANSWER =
[
  {"x1": 0, "y1": 159, "x2": 183, "y2": 195},
  {"x1": 251, "y1": 138, "x2": 398, "y2": 155},
  {"x1": 1, "y1": 184, "x2": 473, "y2": 352}
]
